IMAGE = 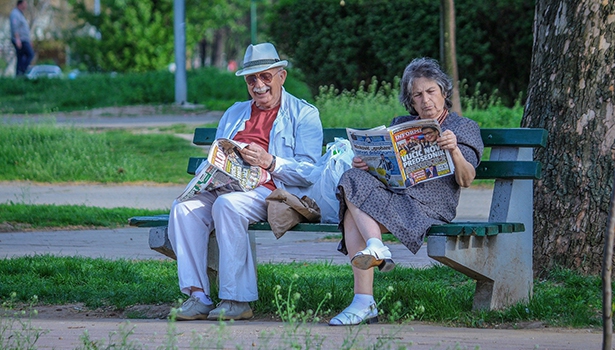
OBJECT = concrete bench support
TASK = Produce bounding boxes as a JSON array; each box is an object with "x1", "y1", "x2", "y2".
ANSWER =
[{"x1": 427, "y1": 147, "x2": 534, "y2": 310}]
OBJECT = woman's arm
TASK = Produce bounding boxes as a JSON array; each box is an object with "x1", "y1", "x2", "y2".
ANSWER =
[{"x1": 438, "y1": 130, "x2": 476, "y2": 187}]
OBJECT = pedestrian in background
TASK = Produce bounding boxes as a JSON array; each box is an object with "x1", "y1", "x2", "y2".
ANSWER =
[{"x1": 10, "y1": 0, "x2": 34, "y2": 76}]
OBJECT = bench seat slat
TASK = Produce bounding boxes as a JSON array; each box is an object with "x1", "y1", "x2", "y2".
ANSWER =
[
  {"x1": 427, "y1": 222, "x2": 525, "y2": 236},
  {"x1": 129, "y1": 215, "x2": 524, "y2": 237}
]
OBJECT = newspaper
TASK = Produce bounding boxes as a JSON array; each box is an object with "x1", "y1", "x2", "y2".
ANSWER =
[
  {"x1": 177, "y1": 138, "x2": 271, "y2": 202},
  {"x1": 346, "y1": 119, "x2": 455, "y2": 188}
]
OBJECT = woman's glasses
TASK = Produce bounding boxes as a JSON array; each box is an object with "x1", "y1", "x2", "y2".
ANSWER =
[{"x1": 245, "y1": 69, "x2": 283, "y2": 86}]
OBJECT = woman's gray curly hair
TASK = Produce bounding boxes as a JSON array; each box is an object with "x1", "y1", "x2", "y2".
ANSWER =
[{"x1": 399, "y1": 57, "x2": 453, "y2": 115}]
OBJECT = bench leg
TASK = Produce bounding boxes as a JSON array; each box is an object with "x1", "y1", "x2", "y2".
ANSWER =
[{"x1": 427, "y1": 232, "x2": 533, "y2": 310}]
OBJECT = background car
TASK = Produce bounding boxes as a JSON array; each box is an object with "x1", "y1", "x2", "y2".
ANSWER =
[{"x1": 26, "y1": 65, "x2": 63, "y2": 79}]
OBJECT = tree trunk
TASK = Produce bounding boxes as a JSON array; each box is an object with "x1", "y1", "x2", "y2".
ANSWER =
[
  {"x1": 522, "y1": 1, "x2": 615, "y2": 276},
  {"x1": 211, "y1": 27, "x2": 228, "y2": 69},
  {"x1": 440, "y1": 0, "x2": 462, "y2": 115}
]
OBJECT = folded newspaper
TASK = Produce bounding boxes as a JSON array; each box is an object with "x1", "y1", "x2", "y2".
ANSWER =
[
  {"x1": 177, "y1": 138, "x2": 272, "y2": 202},
  {"x1": 346, "y1": 119, "x2": 454, "y2": 188}
]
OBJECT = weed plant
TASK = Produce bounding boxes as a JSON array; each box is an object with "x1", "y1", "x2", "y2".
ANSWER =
[
  {"x1": 0, "y1": 256, "x2": 604, "y2": 329},
  {"x1": 0, "y1": 293, "x2": 47, "y2": 350}
]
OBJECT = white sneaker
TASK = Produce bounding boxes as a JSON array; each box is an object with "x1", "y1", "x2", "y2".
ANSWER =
[
  {"x1": 329, "y1": 302, "x2": 378, "y2": 326},
  {"x1": 351, "y1": 244, "x2": 396, "y2": 272},
  {"x1": 207, "y1": 300, "x2": 253, "y2": 320},
  {"x1": 172, "y1": 295, "x2": 215, "y2": 321}
]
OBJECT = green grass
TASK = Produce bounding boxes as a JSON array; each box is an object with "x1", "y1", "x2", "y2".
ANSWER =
[
  {"x1": 0, "y1": 122, "x2": 199, "y2": 184},
  {"x1": 0, "y1": 256, "x2": 604, "y2": 328},
  {"x1": 0, "y1": 203, "x2": 166, "y2": 229}
]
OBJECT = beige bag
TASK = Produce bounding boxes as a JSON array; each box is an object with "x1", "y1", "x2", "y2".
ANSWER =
[{"x1": 265, "y1": 189, "x2": 321, "y2": 239}]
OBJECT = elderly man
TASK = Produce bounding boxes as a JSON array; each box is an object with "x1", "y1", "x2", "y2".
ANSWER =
[
  {"x1": 168, "y1": 43, "x2": 323, "y2": 321},
  {"x1": 10, "y1": 0, "x2": 34, "y2": 76}
]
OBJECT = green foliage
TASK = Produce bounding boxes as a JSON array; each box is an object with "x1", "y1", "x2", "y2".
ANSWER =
[
  {"x1": 0, "y1": 203, "x2": 167, "y2": 229},
  {"x1": 313, "y1": 78, "x2": 523, "y2": 129},
  {"x1": 315, "y1": 78, "x2": 406, "y2": 128},
  {"x1": 68, "y1": 0, "x2": 176, "y2": 72},
  {"x1": 0, "y1": 68, "x2": 312, "y2": 114},
  {"x1": 66, "y1": 0, "x2": 253, "y2": 73},
  {"x1": 269, "y1": 0, "x2": 535, "y2": 106}
]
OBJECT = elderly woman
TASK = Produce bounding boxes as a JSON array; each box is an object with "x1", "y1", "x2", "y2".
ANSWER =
[{"x1": 329, "y1": 57, "x2": 484, "y2": 326}]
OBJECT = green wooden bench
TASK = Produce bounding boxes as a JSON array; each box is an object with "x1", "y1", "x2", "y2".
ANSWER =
[{"x1": 129, "y1": 126, "x2": 547, "y2": 311}]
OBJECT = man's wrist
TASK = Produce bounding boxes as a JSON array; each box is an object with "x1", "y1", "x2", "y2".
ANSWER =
[{"x1": 266, "y1": 155, "x2": 276, "y2": 171}]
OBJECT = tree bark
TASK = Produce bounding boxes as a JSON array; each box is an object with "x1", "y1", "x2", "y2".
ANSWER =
[
  {"x1": 603, "y1": 172, "x2": 615, "y2": 349},
  {"x1": 522, "y1": 1, "x2": 615, "y2": 276},
  {"x1": 440, "y1": 0, "x2": 462, "y2": 115}
]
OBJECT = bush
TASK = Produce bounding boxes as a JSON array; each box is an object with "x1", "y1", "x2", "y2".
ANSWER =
[{"x1": 268, "y1": 0, "x2": 535, "y2": 106}]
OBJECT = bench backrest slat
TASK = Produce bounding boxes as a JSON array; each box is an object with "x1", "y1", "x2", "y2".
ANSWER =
[
  {"x1": 189, "y1": 127, "x2": 547, "y2": 180},
  {"x1": 194, "y1": 127, "x2": 548, "y2": 148}
]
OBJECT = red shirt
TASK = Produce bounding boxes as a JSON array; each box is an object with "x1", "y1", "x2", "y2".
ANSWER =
[{"x1": 233, "y1": 103, "x2": 280, "y2": 190}]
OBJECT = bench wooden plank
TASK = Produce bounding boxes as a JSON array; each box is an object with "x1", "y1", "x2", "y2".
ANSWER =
[
  {"x1": 188, "y1": 157, "x2": 542, "y2": 179},
  {"x1": 480, "y1": 128, "x2": 547, "y2": 148},
  {"x1": 193, "y1": 127, "x2": 548, "y2": 148},
  {"x1": 475, "y1": 161, "x2": 541, "y2": 179}
]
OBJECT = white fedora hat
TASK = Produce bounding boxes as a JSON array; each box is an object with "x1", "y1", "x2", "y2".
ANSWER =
[{"x1": 235, "y1": 43, "x2": 288, "y2": 76}]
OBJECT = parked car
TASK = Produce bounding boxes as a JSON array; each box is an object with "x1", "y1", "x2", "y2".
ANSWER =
[{"x1": 26, "y1": 65, "x2": 63, "y2": 79}]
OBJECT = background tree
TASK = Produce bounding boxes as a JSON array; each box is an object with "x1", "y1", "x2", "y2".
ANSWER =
[
  {"x1": 440, "y1": 0, "x2": 461, "y2": 114},
  {"x1": 522, "y1": 0, "x2": 615, "y2": 275},
  {"x1": 66, "y1": 0, "x2": 253, "y2": 72}
]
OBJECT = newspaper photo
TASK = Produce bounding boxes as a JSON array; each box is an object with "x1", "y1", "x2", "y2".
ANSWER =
[
  {"x1": 177, "y1": 138, "x2": 272, "y2": 202},
  {"x1": 347, "y1": 119, "x2": 454, "y2": 188}
]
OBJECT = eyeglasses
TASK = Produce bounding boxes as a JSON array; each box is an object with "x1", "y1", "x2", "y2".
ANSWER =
[{"x1": 245, "y1": 69, "x2": 283, "y2": 86}]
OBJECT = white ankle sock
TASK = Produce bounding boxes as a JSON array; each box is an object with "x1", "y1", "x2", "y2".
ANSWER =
[
  {"x1": 350, "y1": 293, "x2": 375, "y2": 309},
  {"x1": 191, "y1": 291, "x2": 213, "y2": 305},
  {"x1": 366, "y1": 238, "x2": 384, "y2": 249}
]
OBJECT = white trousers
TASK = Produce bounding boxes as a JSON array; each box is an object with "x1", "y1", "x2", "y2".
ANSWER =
[{"x1": 168, "y1": 186, "x2": 271, "y2": 302}]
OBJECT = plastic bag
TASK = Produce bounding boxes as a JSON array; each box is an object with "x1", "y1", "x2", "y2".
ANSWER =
[{"x1": 301, "y1": 138, "x2": 354, "y2": 223}]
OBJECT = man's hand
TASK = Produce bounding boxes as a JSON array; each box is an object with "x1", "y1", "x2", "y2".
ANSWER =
[
  {"x1": 15, "y1": 37, "x2": 22, "y2": 49},
  {"x1": 239, "y1": 142, "x2": 274, "y2": 169}
]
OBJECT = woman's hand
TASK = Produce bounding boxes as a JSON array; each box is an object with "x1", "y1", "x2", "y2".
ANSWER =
[
  {"x1": 239, "y1": 142, "x2": 274, "y2": 169},
  {"x1": 352, "y1": 156, "x2": 369, "y2": 171},
  {"x1": 437, "y1": 130, "x2": 476, "y2": 187},
  {"x1": 437, "y1": 130, "x2": 458, "y2": 151}
]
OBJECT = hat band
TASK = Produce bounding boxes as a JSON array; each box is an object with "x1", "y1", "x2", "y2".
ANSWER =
[{"x1": 243, "y1": 58, "x2": 280, "y2": 68}]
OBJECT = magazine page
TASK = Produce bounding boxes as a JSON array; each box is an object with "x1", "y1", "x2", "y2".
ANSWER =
[
  {"x1": 346, "y1": 127, "x2": 406, "y2": 188},
  {"x1": 207, "y1": 138, "x2": 271, "y2": 191},
  {"x1": 388, "y1": 119, "x2": 455, "y2": 186}
]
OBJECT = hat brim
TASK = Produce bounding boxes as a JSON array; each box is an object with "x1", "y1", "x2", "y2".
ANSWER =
[{"x1": 235, "y1": 60, "x2": 288, "y2": 76}]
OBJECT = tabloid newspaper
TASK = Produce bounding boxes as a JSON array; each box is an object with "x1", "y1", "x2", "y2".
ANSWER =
[
  {"x1": 177, "y1": 138, "x2": 271, "y2": 202},
  {"x1": 346, "y1": 119, "x2": 455, "y2": 188}
]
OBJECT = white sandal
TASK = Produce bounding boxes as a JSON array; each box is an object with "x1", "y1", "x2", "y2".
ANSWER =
[
  {"x1": 329, "y1": 303, "x2": 378, "y2": 326},
  {"x1": 351, "y1": 245, "x2": 396, "y2": 272}
]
